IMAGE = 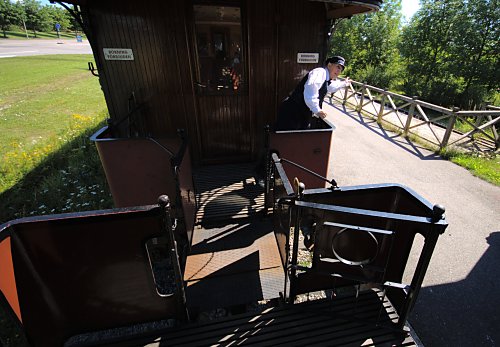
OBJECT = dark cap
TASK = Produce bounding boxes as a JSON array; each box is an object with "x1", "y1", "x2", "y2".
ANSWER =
[{"x1": 325, "y1": 56, "x2": 346, "y2": 69}]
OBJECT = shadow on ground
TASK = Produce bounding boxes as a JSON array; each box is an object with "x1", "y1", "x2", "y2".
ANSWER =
[
  {"x1": 411, "y1": 231, "x2": 500, "y2": 346},
  {"x1": 326, "y1": 99, "x2": 446, "y2": 161}
]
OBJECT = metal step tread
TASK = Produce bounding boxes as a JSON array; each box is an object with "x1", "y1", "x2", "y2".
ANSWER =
[
  {"x1": 99, "y1": 290, "x2": 416, "y2": 347},
  {"x1": 193, "y1": 163, "x2": 265, "y2": 223},
  {"x1": 184, "y1": 218, "x2": 284, "y2": 311}
]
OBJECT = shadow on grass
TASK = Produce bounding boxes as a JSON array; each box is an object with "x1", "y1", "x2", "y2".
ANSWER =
[
  {"x1": 20, "y1": 55, "x2": 95, "y2": 64},
  {"x1": 1, "y1": 30, "x2": 86, "y2": 40},
  {"x1": 0, "y1": 122, "x2": 113, "y2": 225},
  {"x1": 0, "y1": 122, "x2": 111, "y2": 345}
]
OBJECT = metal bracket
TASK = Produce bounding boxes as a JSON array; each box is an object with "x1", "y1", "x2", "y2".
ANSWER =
[{"x1": 88, "y1": 62, "x2": 99, "y2": 77}]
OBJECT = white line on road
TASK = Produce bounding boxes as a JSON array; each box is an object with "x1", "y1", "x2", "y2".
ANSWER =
[{"x1": 0, "y1": 50, "x2": 38, "y2": 54}]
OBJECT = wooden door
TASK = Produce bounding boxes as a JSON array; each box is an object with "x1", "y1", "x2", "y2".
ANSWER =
[{"x1": 192, "y1": 3, "x2": 251, "y2": 164}]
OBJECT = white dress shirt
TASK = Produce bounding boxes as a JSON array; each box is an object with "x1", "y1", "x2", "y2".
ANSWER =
[{"x1": 303, "y1": 67, "x2": 347, "y2": 114}]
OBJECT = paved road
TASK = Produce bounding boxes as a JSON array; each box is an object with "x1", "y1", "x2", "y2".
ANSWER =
[
  {"x1": 0, "y1": 39, "x2": 92, "y2": 58},
  {"x1": 324, "y1": 99, "x2": 500, "y2": 347}
]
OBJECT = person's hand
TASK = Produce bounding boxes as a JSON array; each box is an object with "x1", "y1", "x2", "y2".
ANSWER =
[
  {"x1": 316, "y1": 110, "x2": 327, "y2": 119},
  {"x1": 344, "y1": 77, "x2": 351, "y2": 87}
]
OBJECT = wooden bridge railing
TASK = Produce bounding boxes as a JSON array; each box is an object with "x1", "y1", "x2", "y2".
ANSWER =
[{"x1": 329, "y1": 80, "x2": 500, "y2": 152}]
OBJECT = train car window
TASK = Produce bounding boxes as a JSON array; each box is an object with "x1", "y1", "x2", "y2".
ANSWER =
[{"x1": 194, "y1": 5, "x2": 245, "y2": 92}]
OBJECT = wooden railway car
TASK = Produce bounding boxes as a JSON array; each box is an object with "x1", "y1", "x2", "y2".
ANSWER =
[
  {"x1": 0, "y1": 1, "x2": 449, "y2": 346},
  {"x1": 64, "y1": 0, "x2": 383, "y2": 209}
]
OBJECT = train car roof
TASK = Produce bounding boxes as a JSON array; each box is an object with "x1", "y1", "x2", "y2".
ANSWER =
[{"x1": 52, "y1": 0, "x2": 383, "y2": 19}]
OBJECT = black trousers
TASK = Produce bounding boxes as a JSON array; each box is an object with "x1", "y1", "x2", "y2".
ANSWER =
[{"x1": 274, "y1": 97, "x2": 312, "y2": 131}]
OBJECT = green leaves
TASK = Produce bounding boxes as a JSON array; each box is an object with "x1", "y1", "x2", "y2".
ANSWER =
[
  {"x1": 331, "y1": 0, "x2": 498, "y2": 109},
  {"x1": 0, "y1": 0, "x2": 79, "y2": 38},
  {"x1": 0, "y1": 0, "x2": 21, "y2": 36},
  {"x1": 400, "y1": 0, "x2": 498, "y2": 109},
  {"x1": 330, "y1": 0, "x2": 403, "y2": 90}
]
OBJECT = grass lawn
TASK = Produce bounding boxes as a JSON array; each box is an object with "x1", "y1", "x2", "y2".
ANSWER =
[
  {"x1": 1, "y1": 28, "x2": 86, "y2": 40},
  {"x1": 0, "y1": 55, "x2": 113, "y2": 344},
  {"x1": 0, "y1": 55, "x2": 104, "y2": 159},
  {"x1": 0, "y1": 54, "x2": 112, "y2": 224}
]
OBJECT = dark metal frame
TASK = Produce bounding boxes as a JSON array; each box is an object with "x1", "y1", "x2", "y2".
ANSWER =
[
  {"x1": 268, "y1": 152, "x2": 447, "y2": 330},
  {"x1": 90, "y1": 126, "x2": 196, "y2": 249},
  {"x1": 0, "y1": 198, "x2": 188, "y2": 346}
]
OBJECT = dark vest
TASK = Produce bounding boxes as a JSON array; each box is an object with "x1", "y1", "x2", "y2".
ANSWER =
[{"x1": 288, "y1": 71, "x2": 329, "y2": 114}]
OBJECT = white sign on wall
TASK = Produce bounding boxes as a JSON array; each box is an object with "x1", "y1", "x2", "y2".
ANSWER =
[
  {"x1": 297, "y1": 53, "x2": 319, "y2": 64},
  {"x1": 103, "y1": 48, "x2": 134, "y2": 61}
]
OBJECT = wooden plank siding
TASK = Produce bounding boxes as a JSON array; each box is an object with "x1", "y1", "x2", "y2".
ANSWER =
[
  {"x1": 197, "y1": 94, "x2": 251, "y2": 162},
  {"x1": 247, "y1": 0, "x2": 278, "y2": 152},
  {"x1": 80, "y1": 0, "x2": 327, "y2": 165},
  {"x1": 86, "y1": 1, "x2": 196, "y2": 136},
  {"x1": 247, "y1": 0, "x2": 327, "y2": 151},
  {"x1": 276, "y1": 0, "x2": 327, "y2": 106}
]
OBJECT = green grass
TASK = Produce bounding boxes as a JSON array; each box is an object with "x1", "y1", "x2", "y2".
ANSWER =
[
  {"x1": 1, "y1": 28, "x2": 86, "y2": 40},
  {"x1": 0, "y1": 54, "x2": 112, "y2": 224},
  {"x1": 0, "y1": 55, "x2": 105, "y2": 162},
  {"x1": 440, "y1": 149, "x2": 500, "y2": 186},
  {"x1": 0, "y1": 56, "x2": 113, "y2": 345}
]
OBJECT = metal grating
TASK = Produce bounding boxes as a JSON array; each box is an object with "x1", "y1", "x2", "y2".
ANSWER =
[
  {"x1": 185, "y1": 222, "x2": 282, "y2": 281},
  {"x1": 111, "y1": 289, "x2": 417, "y2": 346},
  {"x1": 193, "y1": 163, "x2": 265, "y2": 223},
  {"x1": 184, "y1": 218, "x2": 284, "y2": 311}
]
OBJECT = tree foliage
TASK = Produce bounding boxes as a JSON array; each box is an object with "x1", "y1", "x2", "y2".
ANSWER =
[
  {"x1": 0, "y1": 0, "x2": 79, "y2": 37},
  {"x1": 329, "y1": 0, "x2": 403, "y2": 90},
  {"x1": 400, "y1": 0, "x2": 498, "y2": 109},
  {"x1": 330, "y1": 0, "x2": 499, "y2": 109},
  {"x1": 0, "y1": 0, "x2": 21, "y2": 37},
  {"x1": 23, "y1": 0, "x2": 51, "y2": 37},
  {"x1": 48, "y1": 5, "x2": 71, "y2": 31}
]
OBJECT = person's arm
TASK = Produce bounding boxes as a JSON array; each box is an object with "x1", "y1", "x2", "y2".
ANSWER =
[
  {"x1": 327, "y1": 77, "x2": 351, "y2": 93},
  {"x1": 303, "y1": 68, "x2": 327, "y2": 115}
]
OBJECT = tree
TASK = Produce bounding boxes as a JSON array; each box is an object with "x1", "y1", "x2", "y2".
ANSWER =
[
  {"x1": 22, "y1": 0, "x2": 51, "y2": 37},
  {"x1": 0, "y1": 0, "x2": 21, "y2": 38},
  {"x1": 451, "y1": 0, "x2": 499, "y2": 109},
  {"x1": 400, "y1": 0, "x2": 499, "y2": 109},
  {"x1": 329, "y1": 0, "x2": 404, "y2": 90},
  {"x1": 400, "y1": 0, "x2": 464, "y2": 106},
  {"x1": 67, "y1": 9, "x2": 82, "y2": 35},
  {"x1": 47, "y1": 5, "x2": 70, "y2": 31}
]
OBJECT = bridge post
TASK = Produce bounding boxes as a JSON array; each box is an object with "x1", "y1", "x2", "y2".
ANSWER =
[
  {"x1": 486, "y1": 106, "x2": 500, "y2": 150},
  {"x1": 403, "y1": 96, "x2": 418, "y2": 137},
  {"x1": 441, "y1": 107, "x2": 460, "y2": 149},
  {"x1": 342, "y1": 83, "x2": 349, "y2": 106},
  {"x1": 491, "y1": 115, "x2": 500, "y2": 150},
  {"x1": 377, "y1": 90, "x2": 387, "y2": 123},
  {"x1": 357, "y1": 83, "x2": 366, "y2": 112}
]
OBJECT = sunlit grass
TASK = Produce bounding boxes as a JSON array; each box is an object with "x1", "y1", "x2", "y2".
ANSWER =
[
  {"x1": 1, "y1": 28, "x2": 86, "y2": 40},
  {"x1": 454, "y1": 118, "x2": 495, "y2": 140},
  {"x1": 0, "y1": 55, "x2": 105, "y2": 156},
  {"x1": 1, "y1": 113, "x2": 98, "y2": 192},
  {"x1": 0, "y1": 55, "x2": 112, "y2": 224},
  {"x1": 440, "y1": 149, "x2": 500, "y2": 186},
  {"x1": 0, "y1": 112, "x2": 114, "y2": 224}
]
